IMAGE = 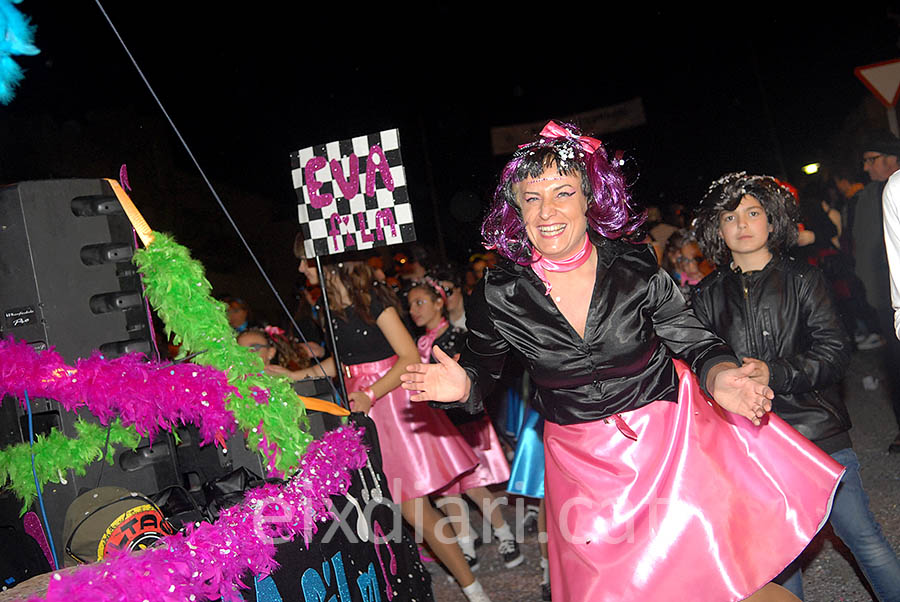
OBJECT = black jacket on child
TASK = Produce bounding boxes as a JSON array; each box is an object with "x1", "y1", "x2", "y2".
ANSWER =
[{"x1": 691, "y1": 255, "x2": 852, "y2": 453}]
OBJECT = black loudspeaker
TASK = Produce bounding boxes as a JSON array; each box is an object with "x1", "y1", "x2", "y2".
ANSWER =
[
  {"x1": 0, "y1": 180, "x2": 179, "y2": 566},
  {"x1": 174, "y1": 378, "x2": 343, "y2": 508},
  {"x1": 0, "y1": 179, "x2": 153, "y2": 359},
  {"x1": 0, "y1": 395, "x2": 181, "y2": 567},
  {"x1": 212, "y1": 377, "x2": 343, "y2": 472}
]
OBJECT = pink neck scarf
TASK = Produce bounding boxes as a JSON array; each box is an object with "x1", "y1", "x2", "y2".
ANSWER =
[
  {"x1": 681, "y1": 272, "x2": 702, "y2": 286},
  {"x1": 530, "y1": 234, "x2": 593, "y2": 295},
  {"x1": 417, "y1": 318, "x2": 449, "y2": 362}
]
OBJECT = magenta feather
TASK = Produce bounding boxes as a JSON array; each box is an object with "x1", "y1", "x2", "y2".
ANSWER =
[
  {"x1": 0, "y1": 338, "x2": 238, "y2": 445},
  {"x1": 34, "y1": 425, "x2": 368, "y2": 602}
]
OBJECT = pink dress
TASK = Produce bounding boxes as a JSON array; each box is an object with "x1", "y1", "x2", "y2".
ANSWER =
[
  {"x1": 421, "y1": 326, "x2": 511, "y2": 494},
  {"x1": 435, "y1": 413, "x2": 510, "y2": 494},
  {"x1": 543, "y1": 360, "x2": 844, "y2": 602},
  {"x1": 346, "y1": 356, "x2": 478, "y2": 502}
]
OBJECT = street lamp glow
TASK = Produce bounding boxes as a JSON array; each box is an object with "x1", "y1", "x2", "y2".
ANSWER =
[{"x1": 802, "y1": 163, "x2": 820, "y2": 175}]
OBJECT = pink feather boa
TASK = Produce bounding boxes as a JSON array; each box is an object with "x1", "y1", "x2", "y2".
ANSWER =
[
  {"x1": 32, "y1": 424, "x2": 368, "y2": 602},
  {"x1": 0, "y1": 338, "x2": 249, "y2": 446}
]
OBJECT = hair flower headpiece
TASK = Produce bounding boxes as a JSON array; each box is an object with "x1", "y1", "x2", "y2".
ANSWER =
[
  {"x1": 264, "y1": 325, "x2": 285, "y2": 337},
  {"x1": 422, "y1": 276, "x2": 448, "y2": 303}
]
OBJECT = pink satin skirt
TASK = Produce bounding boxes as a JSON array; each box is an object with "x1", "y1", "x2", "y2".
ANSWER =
[
  {"x1": 543, "y1": 360, "x2": 844, "y2": 602},
  {"x1": 346, "y1": 356, "x2": 477, "y2": 502},
  {"x1": 436, "y1": 414, "x2": 511, "y2": 494}
]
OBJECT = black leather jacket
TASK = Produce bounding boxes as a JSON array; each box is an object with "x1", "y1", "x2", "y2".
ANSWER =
[
  {"x1": 691, "y1": 256, "x2": 852, "y2": 451},
  {"x1": 454, "y1": 236, "x2": 736, "y2": 425}
]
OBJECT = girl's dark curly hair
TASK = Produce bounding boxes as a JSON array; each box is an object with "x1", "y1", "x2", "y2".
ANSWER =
[{"x1": 693, "y1": 172, "x2": 799, "y2": 266}]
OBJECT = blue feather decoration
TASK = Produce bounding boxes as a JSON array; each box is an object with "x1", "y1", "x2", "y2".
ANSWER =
[{"x1": 0, "y1": 0, "x2": 40, "y2": 104}]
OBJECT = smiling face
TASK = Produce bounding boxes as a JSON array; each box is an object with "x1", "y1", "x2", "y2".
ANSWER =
[
  {"x1": 514, "y1": 165, "x2": 589, "y2": 261},
  {"x1": 718, "y1": 194, "x2": 773, "y2": 269},
  {"x1": 407, "y1": 286, "x2": 443, "y2": 330}
]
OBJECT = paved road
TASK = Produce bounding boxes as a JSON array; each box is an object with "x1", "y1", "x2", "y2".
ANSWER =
[{"x1": 428, "y1": 349, "x2": 900, "y2": 601}]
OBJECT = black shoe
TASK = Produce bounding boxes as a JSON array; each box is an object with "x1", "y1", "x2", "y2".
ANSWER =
[
  {"x1": 464, "y1": 550, "x2": 480, "y2": 572},
  {"x1": 889, "y1": 434, "x2": 900, "y2": 454},
  {"x1": 541, "y1": 582, "x2": 552, "y2": 601},
  {"x1": 496, "y1": 537, "x2": 524, "y2": 568},
  {"x1": 523, "y1": 506, "x2": 539, "y2": 535}
]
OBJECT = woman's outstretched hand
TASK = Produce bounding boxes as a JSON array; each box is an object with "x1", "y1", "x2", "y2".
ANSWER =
[
  {"x1": 400, "y1": 345, "x2": 470, "y2": 402},
  {"x1": 708, "y1": 362, "x2": 775, "y2": 426}
]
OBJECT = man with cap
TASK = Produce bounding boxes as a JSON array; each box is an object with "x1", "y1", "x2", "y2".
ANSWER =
[{"x1": 854, "y1": 130, "x2": 900, "y2": 453}]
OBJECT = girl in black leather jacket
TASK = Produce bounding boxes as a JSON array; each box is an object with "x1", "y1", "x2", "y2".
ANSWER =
[{"x1": 691, "y1": 172, "x2": 900, "y2": 601}]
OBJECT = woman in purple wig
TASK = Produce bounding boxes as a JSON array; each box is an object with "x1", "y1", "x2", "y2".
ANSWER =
[{"x1": 402, "y1": 121, "x2": 845, "y2": 602}]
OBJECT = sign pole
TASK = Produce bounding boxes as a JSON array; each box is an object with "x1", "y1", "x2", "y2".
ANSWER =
[
  {"x1": 291, "y1": 127, "x2": 417, "y2": 413},
  {"x1": 315, "y1": 256, "x2": 349, "y2": 409}
]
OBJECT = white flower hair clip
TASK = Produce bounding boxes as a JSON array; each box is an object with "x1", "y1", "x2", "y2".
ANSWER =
[{"x1": 557, "y1": 145, "x2": 575, "y2": 162}]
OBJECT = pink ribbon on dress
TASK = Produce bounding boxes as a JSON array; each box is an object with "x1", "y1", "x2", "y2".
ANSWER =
[
  {"x1": 538, "y1": 121, "x2": 603, "y2": 155},
  {"x1": 417, "y1": 318, "x2": 449, "y2": 363},
  {"x1": 530, "y1": 234, "x2": 593, "y2": 295},
  {"x1": 607, "y1": 413, "x2": 639, "y2": 441}
]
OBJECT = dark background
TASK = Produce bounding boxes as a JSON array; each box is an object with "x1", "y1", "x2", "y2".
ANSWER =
[{"x1": 1, "y1": 3, "x2": 898, "y2": 324}]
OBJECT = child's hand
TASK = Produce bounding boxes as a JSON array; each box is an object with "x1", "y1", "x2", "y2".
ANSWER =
[
  {"x1": 741, "y1": 357, "x2": 771, "y2": 386},
  {"x1": 348, "y1": 391, "x2": 373, "y2": 414},
  {"x1": 264, "y1": 364, "x2": 293, "y2": 376}
]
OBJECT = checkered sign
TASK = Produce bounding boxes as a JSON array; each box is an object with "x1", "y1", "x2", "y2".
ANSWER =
[{"x1": 290, "y1": 128, "x2": 416, "y2": 258}]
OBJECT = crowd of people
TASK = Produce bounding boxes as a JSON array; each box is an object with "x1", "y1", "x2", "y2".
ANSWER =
[{"x1": 222, "y1": 122, "x2": 900, "y2": 602}]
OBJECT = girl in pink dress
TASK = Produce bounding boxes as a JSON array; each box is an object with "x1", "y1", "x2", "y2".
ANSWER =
[
  {"x1": 288, "y1": 250, "x2": 492, "y2": 602},
  {"x1": 407, "y1": 278, "x2": 521, "y2": 571},
  {"x1": 402, "y1": 121, "x2": 844, "y2": 602}
]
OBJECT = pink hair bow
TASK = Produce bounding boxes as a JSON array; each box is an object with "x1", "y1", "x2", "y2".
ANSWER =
[
  {"x1": 264, "y1": 325, "x2": 285, "y2": 337},
  {"x1": 539, "y1": 121, "x2": 602, "y2": 154},
  {"x1": 423, "y1": 277, "x2": 448, "y2": 303}
]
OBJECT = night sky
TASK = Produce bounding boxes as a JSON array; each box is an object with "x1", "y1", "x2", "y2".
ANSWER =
[{"x1": 2, "y1": 3, "x2": 899, "y2": 318}]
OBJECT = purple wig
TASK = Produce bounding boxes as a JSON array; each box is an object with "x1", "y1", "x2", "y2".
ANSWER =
[{"x1": 482, "y1": 121, "x2": 645, "y2": 265}]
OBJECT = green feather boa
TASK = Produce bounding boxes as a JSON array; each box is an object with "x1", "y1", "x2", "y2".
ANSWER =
[
  {"x1": 0, "y1": 420, "x2": 140, "y2": 512},
  {"x1": 132, "y1": 232, "x2": 311, "y2": 474}
]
